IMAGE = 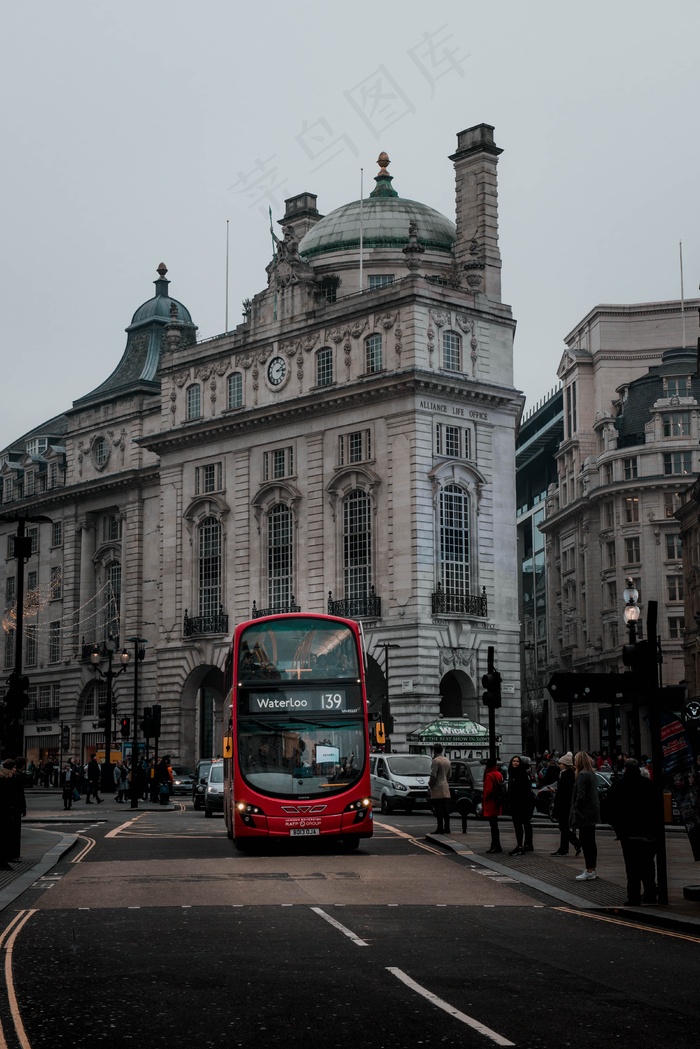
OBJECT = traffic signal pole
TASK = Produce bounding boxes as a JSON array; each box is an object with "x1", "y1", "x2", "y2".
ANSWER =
[
  {"x1": 482, "y1": 645, "x2": 502, "y2": 760},
  {"x1": 645, "y1": 602, "x2": 668, "y2": 905},
  {"x1": 5, "y1": 522, "x2": 33, "y2": 759}
]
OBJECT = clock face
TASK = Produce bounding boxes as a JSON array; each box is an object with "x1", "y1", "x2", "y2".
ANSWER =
[{"x1": 267, "y1": 356, "x2": 287, "y2": 387}]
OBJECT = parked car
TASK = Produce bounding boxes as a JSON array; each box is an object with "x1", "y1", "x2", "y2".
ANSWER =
[
  {"x1": 171, "y1": 766, "x2": 194, "y2": 796},
  {"x1": 204, "y1": 760, "x2": 224, "y2": 817},
  {"x1": 193, "y1": 759, "x2": 213, "y2": 810},
  {"x1": 369, "y1": 753, "x2": 432, "y2": 814}
]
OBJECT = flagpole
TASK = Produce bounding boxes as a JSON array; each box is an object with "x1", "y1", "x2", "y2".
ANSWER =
[
  {"x1": 359, "y1": 168, "x2": 364, "y2": 293},
  {"x1": 679, "y1": 241, "x2": 686, "y2": 348},
  {"x1": 225, "y1": 219, "x2": 230, "y2": 332}
]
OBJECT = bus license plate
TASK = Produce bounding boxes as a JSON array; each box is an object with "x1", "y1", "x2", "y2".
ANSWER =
[{"x1": 290, "y1": 827, "x2": 320, "y2": 837}]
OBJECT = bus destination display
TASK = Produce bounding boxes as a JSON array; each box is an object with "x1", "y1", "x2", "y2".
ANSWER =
[{"x1": 242, "y1": 688, "x2": 361, "y2": 715}]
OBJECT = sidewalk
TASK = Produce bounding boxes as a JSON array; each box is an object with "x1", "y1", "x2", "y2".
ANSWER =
[
  {"x1": 427, "y1": 817, "x2": 700, "y2": 932},
  {"x1": 0, "y1": 792, "x2": 178, "y2": 913}
]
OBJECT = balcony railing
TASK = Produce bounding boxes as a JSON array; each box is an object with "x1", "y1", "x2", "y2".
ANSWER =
[
  {"x1": 431, "y1": 584, "x2": 488, "y2": 618},
  {"x1": 27, "y1": 706, "x2": 60, "y2": 722},
  {"x1": 327, "y1": 588, "x2": 381, "y2": 620},
  {"x1": 251, "y1": 598, "x2": 301, "y2": 619},
  {"x1": 183, "y1": 608, "x2": 229, "y2": 636}
]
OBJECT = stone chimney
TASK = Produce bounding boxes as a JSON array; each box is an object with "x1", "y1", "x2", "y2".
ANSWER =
[
  {"x1": 449, "y1": 124, "x2": 503, "y2": 301},
  {"x1": 281, "y1": 193, "x2": 323, "y2": 239}
]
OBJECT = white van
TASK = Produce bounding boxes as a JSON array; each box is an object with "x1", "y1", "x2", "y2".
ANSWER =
[{"x1": 370, "y1": 753, "x2": 433, "y2": 814}]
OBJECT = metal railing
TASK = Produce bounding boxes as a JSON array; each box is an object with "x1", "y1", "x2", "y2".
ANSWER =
[
  {"x1": 251, "y1": 598, "x2": 301, "y2": 619},
  {"x1": 327, "y1": 588, "x2": 381, "y2": 619},
  {"x1": 431, "y1": 584, "x2": 488, "y2": 617},
  {"x1": 183, "y1": 610, "x2": 229, "y2": 636}
]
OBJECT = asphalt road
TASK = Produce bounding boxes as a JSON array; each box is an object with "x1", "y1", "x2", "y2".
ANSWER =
[{"x1": 1, "y1": 798, "x2": 699, "y2": 1049}]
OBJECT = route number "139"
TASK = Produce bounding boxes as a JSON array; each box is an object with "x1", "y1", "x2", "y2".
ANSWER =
[{"x1": 321, "y1": 693, "x2": 343, "y2": 709}]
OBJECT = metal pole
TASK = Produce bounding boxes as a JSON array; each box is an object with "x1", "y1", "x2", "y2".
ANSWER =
[
  {"x1": 103, "y1": 646, "x2": 114, "y2": 793},
  {"x1": 130, "y1": 639, "x2": 140, "y2": 809},
  {"x1": 646, "y1": 602, "x2": 668, "y2": 905}
]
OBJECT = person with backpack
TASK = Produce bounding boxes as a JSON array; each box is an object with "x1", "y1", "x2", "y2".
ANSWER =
[{"x1": 483, "y1": 757, "x2": 504, "y2": 854}]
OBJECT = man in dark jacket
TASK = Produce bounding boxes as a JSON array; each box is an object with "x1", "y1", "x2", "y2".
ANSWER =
[
  {"x1": 85, "y1": 754, "x2": 103, "y2": 804},
  {"x1": 606, "y1": 758, "x2": 657, "y2": 905}
]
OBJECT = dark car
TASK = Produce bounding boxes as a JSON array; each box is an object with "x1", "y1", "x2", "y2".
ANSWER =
[
  {"x1": 171, "y1": 766, "x2": 194, "y2": 796},
  {"x1": 535, "y1": 771, "x2": 612, "y2": 822},
  {"x1": 447, "y1": 760, "x2": 510, "y2": 829},
  {"x1": 192, "y1": 759, "x2": 213, "y2": 810}
]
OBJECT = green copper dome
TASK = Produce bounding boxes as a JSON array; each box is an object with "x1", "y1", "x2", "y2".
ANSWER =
[
  {"x1": 127, "y1": 262, "x2": 194, "y2": 330},
  {"x1": 299, "y1": 154, "x2": 455, "y2": 259}
]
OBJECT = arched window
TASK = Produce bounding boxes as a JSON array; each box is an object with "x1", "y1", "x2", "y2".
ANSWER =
[
  {"x1": 227, "y1": 372, "x2": 243, "y2": 409},
  {"x1": 316, "y1": 347, "x2": 333, "y2": 387},
  {"x1": 187, "y1": 383, "x2": 201, "y2": 420},
  {"x1": 343, "y1": 490, "x2": 372, "y2": 601},
  {"x1": 267, "y1": 504, "x2": 293, "y2": 609},
  {"x1": 104, "y1": 560, "x2": 121, "y2": 639},
  {"x1": 442, "y1": 330, "x2": 462, "y2": 371},
  {"x1": 198, "y1": 517, "x2": 222, "y2": 616},
  {"x1": 439, "y1": 483, "x2": 470, "y2": 595},
  {"x1": 365, "y1": 333, "x2": 382, "y2": 374}
]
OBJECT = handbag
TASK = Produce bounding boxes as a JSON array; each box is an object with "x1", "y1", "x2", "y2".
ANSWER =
[{"x1": 72, "y1": 788, "x2": 81, "y2": 802}]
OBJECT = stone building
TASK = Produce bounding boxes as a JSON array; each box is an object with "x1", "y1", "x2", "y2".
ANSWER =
[
  {"x1": 0, "y1": 122, "x2": 524, "y2": 768},
  {"x1": 540, "y1": 299, "x2": 700, "y2": 755}
]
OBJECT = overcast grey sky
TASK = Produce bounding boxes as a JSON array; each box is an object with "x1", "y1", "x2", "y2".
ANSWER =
[{"x1": 2, "y1": 1, "x2": 698, "y2": 451}]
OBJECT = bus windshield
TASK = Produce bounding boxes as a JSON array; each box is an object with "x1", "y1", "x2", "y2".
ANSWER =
[
  {"x1": 238, "y1": 618, "x2": 360, "y2": 682},
  {"x1": 237, "y1": 714, "x2": 366, "y2": 798}
]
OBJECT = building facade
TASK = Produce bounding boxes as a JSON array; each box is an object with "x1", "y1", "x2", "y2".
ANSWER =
[
  {"x1": 540, "y1": 300, "x2": 700, "y2": 756},
  {"x1": 0, "y1": 123, "x2": 524, "y2": 768}
]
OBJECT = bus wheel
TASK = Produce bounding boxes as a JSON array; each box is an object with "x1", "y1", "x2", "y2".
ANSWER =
[{"x1": 340, "y1": 837, "x2": 360, "y2": 851}]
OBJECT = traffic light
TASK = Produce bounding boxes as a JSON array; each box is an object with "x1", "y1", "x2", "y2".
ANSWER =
[
  {"x1": 622, "y1": 638, "x2": 650, "y2": 673},
  {"x1": 152, "y1": 705, "x2": 162, "y2": 738},
  {"x1": 120, "y1": 716, "x2": 131, "y2": 738},
  {"x1": 140, "y1": 706, "x2": 152, "y2": 735},
  {"x1": 61, "y1": 724, "x2": 71, "y2": 751},
  {"x1": 482, "y1": 670, "x2": 502, "y2": 709},
  {"x1": 5, "y1": 672, "x2": 30, "y2": 718}
]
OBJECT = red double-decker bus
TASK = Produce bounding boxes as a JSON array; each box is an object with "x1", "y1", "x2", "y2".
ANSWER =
[{"x1": 223, "y1": 613, "x2": 373, "y2": 850}]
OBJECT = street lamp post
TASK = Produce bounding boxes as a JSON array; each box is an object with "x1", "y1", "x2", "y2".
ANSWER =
[
  {"x1": 623, "y1": 577, "x2": 641, "y2": 758},
  {"x1": 126, "y1": 637, "x2": 148, "y2": 809},
  {"x1": 90, "y1": 638, "x2": 130, "y2": 792}
]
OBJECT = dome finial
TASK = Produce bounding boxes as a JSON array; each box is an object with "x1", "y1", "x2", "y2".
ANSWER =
[
  {"x1": 370, "y1": 151, "x2": 398, "y2": 199},
  {"x1": 154, "y1": 262, "x2": 170, "y2": 296}
]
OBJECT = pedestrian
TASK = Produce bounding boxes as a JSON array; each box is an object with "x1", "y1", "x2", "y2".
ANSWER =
[
  {"x1": 61, "y1": 763, "x2": 78, "y2": 810},
  {"x1": 570, "y1": 751, "x2": 600, "y2": 881},
  {"x1": 606, "y1": 758, "x2": 658, "y2": 906},
  {"x1": 0, "y1": 762, "x2": 16, "y2": 869},
  {"x1": 428, "y1": 744, "x2": 452, "y2": 835},
  {"x1": 550, "y1": 752, "x2": 582, "y2": 857},
  {"x1": 114, "y1": 762, "x2": 128, "y2": 802},
  {"x1": 483, "y1": 756, "x2": 504, "y2": 854},
  {"x1": 156, "y1": 755, "x2": 173, "y2": 804},
  {"x1": 507, "y1": 755, "x2": 535, "y2": 855},
  {"x1": 85, "y1": 753, "x2": 103, "y2": 804}
]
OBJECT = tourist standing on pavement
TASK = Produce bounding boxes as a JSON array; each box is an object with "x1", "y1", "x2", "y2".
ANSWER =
[
  {"x1": 507, "y1": 755, "x2": 535, "y2": 855},
  {"x1": 571, "y1": 751, "x2": 600, "y2": 881},
  {"x1": 428, "y1": 744, "x2": 452, "y2": 835},
  {"x1": 0, "y1": 762, "x2": 16, "y2": 868},
  {"x1": 85, "y1": 753, "x2": 103, "y2": 804},
  {"x1": 483, "y1": 757, "x2": 503, "y2": 854},
  {"x1": 4, "y1": 759, "x2": 26, "y2": 862},
  {"x1": 606, "y1": 758, "x2": 658, "y2": 905},
  {"x1": 62, "y1": 763, "x2": 78, "y2": 810},
  {"x1": 551, "y1": 752, "x2": 582, "y2": 857}
]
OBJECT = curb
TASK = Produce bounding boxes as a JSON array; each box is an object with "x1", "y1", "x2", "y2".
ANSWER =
[{"x1": 0, "y1": 830, "x2": 78, "y2": 913}]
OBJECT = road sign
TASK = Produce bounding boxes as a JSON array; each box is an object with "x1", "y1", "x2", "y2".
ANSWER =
[{"x1": 546, "y1": 672, "x2": 632, "y2": 705}]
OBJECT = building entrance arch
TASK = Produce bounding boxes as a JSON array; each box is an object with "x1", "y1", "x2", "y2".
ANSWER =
[
  {"x1": 439, "y1": 669, "x2": 479, "y2": 721},
  {"x1": 180, "y1": 664, "x2": 225, "y2": 766}
]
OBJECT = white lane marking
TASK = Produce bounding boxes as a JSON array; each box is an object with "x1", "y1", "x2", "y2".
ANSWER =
[
  {"x1": 311, "y1": 907, "x2": 369, "y2": 947},
  {"x1": 386, "y1": 967, "x2": 515, "y2": 1046}
]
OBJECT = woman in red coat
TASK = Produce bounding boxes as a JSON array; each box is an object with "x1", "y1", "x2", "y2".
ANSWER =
[{"x1": 482, "y1": 756, "x2": 503, "y2": 854}]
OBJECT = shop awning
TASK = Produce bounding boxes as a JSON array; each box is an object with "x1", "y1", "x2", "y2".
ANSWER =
[{"x1": 407, "y1": 718, "x2": 491, "y2": 745}]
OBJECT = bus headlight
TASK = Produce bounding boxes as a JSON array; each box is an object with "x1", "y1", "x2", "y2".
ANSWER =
[
  {"x1": 236, "y1": 802, "x2": 265, "y2": 815},
  {"x1": 344, "y1": 798, "x2": 371, "y2": 812}
]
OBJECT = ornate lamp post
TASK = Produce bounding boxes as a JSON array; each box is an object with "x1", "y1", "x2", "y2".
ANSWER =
[
  {"x1": 126, "y1": 637, "x2": 148, "y2": 809},
  {"x1": 90, "y1": 638, "x2": 130, "y2": 791},
  {"x1": 623, "y1": 577, "x2": 641, "y2": 757}
]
